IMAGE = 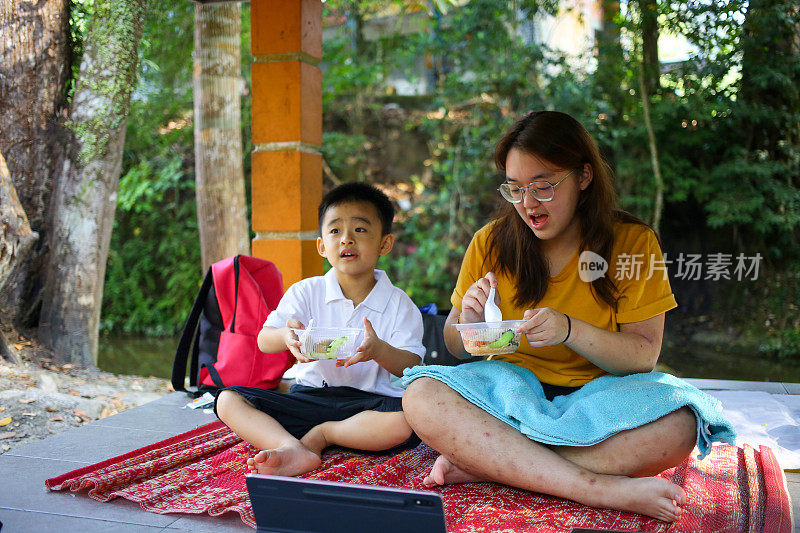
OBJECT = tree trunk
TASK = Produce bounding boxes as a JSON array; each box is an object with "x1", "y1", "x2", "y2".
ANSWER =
[
  {"x1": 593, "y1": 0, "x2": 625, "y2": 171},
  {"x1": 638, "y1": 0, "x2": 660, "y2": 96},
  {"x1": 636, "y1": 45, "x2": 664, "y2": 233},
  {"x1": 0, "y1": 0, "x2": 70, "y2": 324},
  {"x1": 38, "y1": 0, "x2": 148, "y2": 367},
  {"x1": 193, "y1": 3, "x2": 250, "y2": 272},
  {"x1": 0, "y1": 150, "x2": 38, "y2": 364},
  {"x1": 0, "y1": 151, "x2": 38, "y2": 294},
  {"x1": 594, "y1": 0, "x2": 624, "y2": 113},
  {"x1": 740, "y1": 0, "x2": 800, "y2": 155}
]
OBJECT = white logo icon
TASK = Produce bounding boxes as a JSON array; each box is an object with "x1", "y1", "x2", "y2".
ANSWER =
[{"x1": 579, "y1": 251, "x2": 608, "y2": 282}]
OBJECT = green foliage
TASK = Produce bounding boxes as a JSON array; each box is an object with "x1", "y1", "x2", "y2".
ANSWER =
[
  {"x1": 101, "y1": 150, "x2": 200, "y2": 336},
  {"x1": 66, "y1": 1, "x2": 149, "y2": 164},
  {"x1": 317, "y1": 0, "x2": 800, "y2": 357},
  {"x1": 101, "y1": 0, "x2": 199, "y2": 336},
  {"x1": 106, "y1": 0, "x2": 800, "y2": 361},
  {"x1": 66, "y1": 0, "x2": 93, "y2": 100},
  {"x1": 761, "y1": 327, "x2": 800, "y2": 359},
  {"x1": 102, "y1": 0, "x2": 256, "y2": 336},
  {"x1": 321, "y1": 132, "x2": 370, "y2": 182},
  {"x1": 322, "y1": 0, "x2": 599, "y2": 307}
]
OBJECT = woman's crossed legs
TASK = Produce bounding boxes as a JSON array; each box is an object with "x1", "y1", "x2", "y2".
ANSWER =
[{"x1": 402, "y1": 377, "x2": 696, "y2": 522}]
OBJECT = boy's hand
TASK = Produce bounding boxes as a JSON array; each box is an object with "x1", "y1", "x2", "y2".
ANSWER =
[
  {"x1": 284, "y1": 318, "x2": 311, "y2": 363},
  {"x1": 338, "y1": 317, "x2": 387, "y2": 368}
]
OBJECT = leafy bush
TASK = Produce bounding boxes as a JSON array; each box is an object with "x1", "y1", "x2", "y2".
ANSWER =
[
  {"x1": 101, "y1": 146, "x2": 200, "y2": 336},
  {"x1": 106, "y1": 0, "x2": 799, "y2": 362}
]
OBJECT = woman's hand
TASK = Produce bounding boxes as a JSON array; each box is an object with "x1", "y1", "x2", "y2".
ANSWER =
[
  {"x1": 283, "y1": 318, "x2": 311, "y2": 363},
  {"x1": 459, "y1": 272, "x2": 499, "y2": 324},
  {"x1": 519, "y1": 308, "x2": 571, "y2": 347}
]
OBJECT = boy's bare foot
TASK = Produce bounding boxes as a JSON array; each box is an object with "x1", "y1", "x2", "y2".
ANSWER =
[
  {"x1": 422, "y1": 455, "x2": 484, "y2": 487},
  {"x1": 245, "y1": 443, "x2": 321, "y2": 477}
]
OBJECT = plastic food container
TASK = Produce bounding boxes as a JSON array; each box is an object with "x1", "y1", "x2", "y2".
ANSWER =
[
  {"x1": 453, "y1": 320, "x2": 524, "y2": 356},
  {"x1": 292, "y1": 326, "x2": 363, "y2": 360}
]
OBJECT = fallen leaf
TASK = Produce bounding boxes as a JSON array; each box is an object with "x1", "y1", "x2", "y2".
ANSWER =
[
  {"x1": 0, "y1": 417, "x2": 11, "y2": 427},
  {"x1": 0, "y1": 433, "x2": 17, "y2": 439},
  {"x1": 13, "y1": 343, "x2": 24, "y2": 350},
  {"x1": 22, "y1": 412, "x2": 36, "y2": 417},
  {"x1": 45, "y1": 407, "x2": 59, "y2": 412},
  {"x1": 68, "y1": 390, "x2": 81, "y2": 396},
  {"x1": 50, "y1": 416, "x2": 64, "y2": 422},
  {"x1": 62, "y1": 364, "x2": 74, "y2": 370},
  {"x1": 18, "y1": 398, "x2": 35, "y2": 404},
  {"x1": 100, "y1": 407, "x2": 113, "y2": 419},
  {"x1": 0, "y1": 407, "x2": 4, "y2": 412},
  {"x1": 72, "y1": 409, "x2": 90, "y2": 422}
]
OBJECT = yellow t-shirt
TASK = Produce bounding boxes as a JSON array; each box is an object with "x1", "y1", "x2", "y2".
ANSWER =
[{"x1": 451, "y1": 221, "x2": 677, "y2": 387}]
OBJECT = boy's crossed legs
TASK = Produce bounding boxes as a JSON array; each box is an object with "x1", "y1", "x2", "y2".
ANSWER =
[{"x1": 215, "y1": 385, "x2": 416, "y2": 477}]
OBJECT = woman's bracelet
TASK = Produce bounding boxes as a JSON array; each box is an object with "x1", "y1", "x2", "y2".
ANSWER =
[{"x1": 562, "y1": 314, "x2": 572, "y2": 344}]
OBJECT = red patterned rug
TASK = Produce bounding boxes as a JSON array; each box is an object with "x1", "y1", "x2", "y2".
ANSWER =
[{"x1": 45, "y1": 421, "x2": 792, "y2": 532}]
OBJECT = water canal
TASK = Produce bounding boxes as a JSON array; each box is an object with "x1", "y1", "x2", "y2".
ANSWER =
[{"x1": 98, "y1": 334, "x2": 800, "y2": 383}]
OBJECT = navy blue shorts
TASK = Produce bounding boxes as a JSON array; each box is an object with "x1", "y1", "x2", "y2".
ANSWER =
[{"x1": 215, "y1": 384, "x2": 421, "y2": 453}]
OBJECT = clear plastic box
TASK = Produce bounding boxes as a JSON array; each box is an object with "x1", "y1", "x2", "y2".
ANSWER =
[
  {"x1": 453, "y1": 319, "x2": 524, "y2": 356},
  {"x1": 291, "y1": 326, "x2": 363, "y2": 360}
]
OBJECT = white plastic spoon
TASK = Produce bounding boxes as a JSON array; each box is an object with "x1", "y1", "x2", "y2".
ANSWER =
[{"x1": 485, "y1": 287, "x2": 503, "y2": 323}]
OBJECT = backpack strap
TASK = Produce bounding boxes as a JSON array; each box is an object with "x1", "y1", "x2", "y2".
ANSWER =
[
  {"x1": 201, "y1": 363, "x2": 225, "y2": 390},
  {"x1": 189, "y1": 323, "x2": 200, "y2": 388},
  {"x1": 231, "y1": 255, "x2": 240, "y2": 333},
  {"x1": 171, "y1": 267, "x2": 213, "y2": 392},
  {"x1": 196, "y1": 255, "x2": 240, "y2": 390}
]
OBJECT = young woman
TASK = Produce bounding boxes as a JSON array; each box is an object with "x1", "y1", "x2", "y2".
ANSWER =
[{"x1": 401, "y1": 110, "x2": 734, "y2": 522}]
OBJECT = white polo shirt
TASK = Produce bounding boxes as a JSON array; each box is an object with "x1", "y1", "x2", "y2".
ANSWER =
[{"x1": 264, "y1": 269, "x2": 425, "y2": 397}]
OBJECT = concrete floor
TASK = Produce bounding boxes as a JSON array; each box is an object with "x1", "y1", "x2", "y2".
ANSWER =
[{"x1": 0, "y1": 379, "x2": 797, "y2": 532}]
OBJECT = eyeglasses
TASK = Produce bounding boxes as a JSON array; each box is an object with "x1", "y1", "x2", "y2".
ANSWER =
[{"x1": 497, "y1": 168, "x2": 578, "y2": 203}]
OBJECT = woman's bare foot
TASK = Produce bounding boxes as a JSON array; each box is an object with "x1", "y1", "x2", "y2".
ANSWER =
[
  {"x1": 423, "y1": 455, "x2": 684, "y2": 523},
  {"x1": 245, "y1": 442, "x2": 321, "y2": 477},
  {"x1": 422, "y1": 455, "x2": 485, "y2": 487},
  {"x1": 590, "y1": 475, "x2": 686, "y2": 522}
]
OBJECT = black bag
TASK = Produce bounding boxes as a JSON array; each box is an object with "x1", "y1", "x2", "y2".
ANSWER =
[{"x1": 421, "y1": 311, "x2": 480, "y2": 366}]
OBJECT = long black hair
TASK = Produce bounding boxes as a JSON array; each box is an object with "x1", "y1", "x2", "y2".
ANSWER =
[{"x1": 486, "y1": 110, "x2": 649, "y2": 310}]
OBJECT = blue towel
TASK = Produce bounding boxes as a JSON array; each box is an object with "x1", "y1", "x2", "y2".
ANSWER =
[{"x1": 401, "y1": 360, "x2": 736, "y2": 459}]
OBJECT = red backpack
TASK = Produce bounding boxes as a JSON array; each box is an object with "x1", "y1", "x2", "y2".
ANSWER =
[{"x1": 172, "y1": 255, "x2": 294, "y2": 395}]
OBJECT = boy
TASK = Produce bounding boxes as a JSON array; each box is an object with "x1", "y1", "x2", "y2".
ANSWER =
[{"x1": 215, "y1": 182, "x2": 425, "y2": 477}]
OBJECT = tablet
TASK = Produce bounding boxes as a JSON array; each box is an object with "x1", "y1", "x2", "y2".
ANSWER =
[{"x1": 246, "y1": 473, "x2": 447, "y2": 533}]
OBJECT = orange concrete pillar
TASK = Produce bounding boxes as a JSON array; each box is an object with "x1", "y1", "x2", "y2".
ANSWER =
[{"x1": 250, "y1": 0, "x2": 323, "y2": 289}]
